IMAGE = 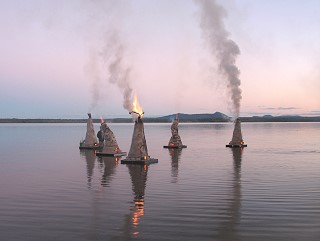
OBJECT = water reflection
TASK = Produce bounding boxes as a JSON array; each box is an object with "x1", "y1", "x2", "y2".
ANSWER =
[
  {"x1": 80, "y1": 150, "x2": 96, "y2": 188},
  {"x1": 169, "y1": 148, "x2": 182, "y2": 183},
  {"x1": 216, "y1": 148, "x2": 243, "y2": 240},
  {"x1": 99, "y1": 156, "x2": 119, "y2": 187},
  {"x1": 123, "y1": 164, "x2": 148, "y2": 238}
]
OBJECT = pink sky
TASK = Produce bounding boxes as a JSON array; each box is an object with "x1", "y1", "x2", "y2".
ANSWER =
[{"x1": 0, "y1": 0, "x2": 319, "y2": 118}]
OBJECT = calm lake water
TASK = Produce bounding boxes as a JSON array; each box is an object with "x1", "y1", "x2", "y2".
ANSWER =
[{"x1": 0, "y1": 122, "x2": 319, "y2": 241}]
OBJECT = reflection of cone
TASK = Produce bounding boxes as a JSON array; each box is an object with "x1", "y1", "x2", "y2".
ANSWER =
[
  {"x1": 122, "y1": 117, "x2": 158, "y2": 164},
  {"x1": 80, "y1": 150, "x2": 96, "y2": 188},
  {"x1": 127, "y1": 164, "x2": 148, "y2": 237},
  {"x1": 100, "y1": 156, "x2": 119, "y2": 187},
  {"x1": 226, "y1": 118, "x2": 247, "y2": 147},
  {"x1": 217, "y1": 148, "x2": 242, "y2": 240},
  {"x1": 232, "y1": 148, "x2": 242, "y2": 173},
  {"x1": 169, "y1": 148, "x2": 182, "y2": 183}
]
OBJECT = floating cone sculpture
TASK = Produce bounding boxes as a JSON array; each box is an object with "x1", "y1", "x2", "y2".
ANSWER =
[
  {"x1": 121, "y1": 112, "x2": 158, "y2": 165},
  {"x1": 79, "y1": 113, "x2": 99, "y2": 149},
  {"x1": 163, "y1": 115, "x2": 187, "y2": 149},
  {"x1": 96, "y1": 122, "x2": 126, "y2": 157},
  {"x1": 226, "y1": 118, "x2": 247, "y2": 148}
]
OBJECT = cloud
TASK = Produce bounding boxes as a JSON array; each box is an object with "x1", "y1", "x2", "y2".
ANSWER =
[
  {"x1": 301, "y1": 110, "x2": 320, "y2": 116},
  {"x1": 261, "y1": 107, "x2": 299, "y2": 110}
]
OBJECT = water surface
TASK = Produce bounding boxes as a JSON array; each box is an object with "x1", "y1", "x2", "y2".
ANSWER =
[{"x1": 0, "y1": 122, "x2": 319, "y2": 241}]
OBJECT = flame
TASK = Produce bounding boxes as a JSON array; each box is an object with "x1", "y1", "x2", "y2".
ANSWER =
[
  {"x1": 132, "y1": 95, "x2": 144, "y2": 118},
  {"x1": 100, "y1": 116, "x2": 104, "y2": 124}
]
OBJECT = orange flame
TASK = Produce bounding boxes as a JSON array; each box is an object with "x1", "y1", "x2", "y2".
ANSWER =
[{"x1": 132, "y1": 95, "x2": 144, "y2": 118}]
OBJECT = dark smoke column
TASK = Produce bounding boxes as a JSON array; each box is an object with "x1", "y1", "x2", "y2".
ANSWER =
[{"x1": 195, "y1": 0, "x2": 242, "y2": 118}]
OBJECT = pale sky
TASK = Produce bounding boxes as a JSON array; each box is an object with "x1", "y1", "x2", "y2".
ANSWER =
[{"x1": 0, "y1": 0, "x2": 319, "y2": 118}]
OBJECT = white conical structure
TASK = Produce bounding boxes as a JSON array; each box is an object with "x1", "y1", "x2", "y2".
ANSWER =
[
  {"x1": 96, "y1": 122, "x2": 126, "y2": 157},
  {"x1": 164, "y1": 117, "x2": 187, "y2": 148},
  {"x1": 127, "y1": 117, "x2": 149, "y2": 160},
  {"x1": 121, "y1": 115, "x2": 158, "y2": 164},
  {"x1": 101, "y1": 123, "x2": 122, "y2": 153},
  {"x1": 168, "y1": 119, "x2": 183, "y2": 146},
  {"x1": 84, "y1": 113, "x2": 98, "y2": 147},
  {"x1": 227, "y1": 118, "x2": 247, "y2": 147}
]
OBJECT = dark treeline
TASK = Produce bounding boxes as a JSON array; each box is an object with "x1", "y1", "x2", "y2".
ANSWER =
[{"x1": 1, "y1": 116, "x2": 320, "y2": 123}]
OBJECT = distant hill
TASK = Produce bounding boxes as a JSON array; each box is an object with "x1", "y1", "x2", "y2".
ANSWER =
[
  {"x1": 157, "y1": 112, "x2": 230, "y2": 122},
  {"x1": 240, "y1": 115, "x2": 320, "y2": 122},
  {"x1": 1, "y1": 113, "x2": 320, "y2": 123}
]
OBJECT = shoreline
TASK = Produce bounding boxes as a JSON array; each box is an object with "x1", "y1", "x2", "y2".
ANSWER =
[{"x1": 1, "y1": 116, "x2": 320, "y2": 123}]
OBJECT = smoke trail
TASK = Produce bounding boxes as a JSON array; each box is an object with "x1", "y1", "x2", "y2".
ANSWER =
[
  {"x1": 195, "y1": 0, "x2": 242, "y2": 117},
  {"x1": 100, "y1": 32, "x2": 133, "y2": 112},
  {"x1": 75, "y1": 1, "x2": 133, "y2": 112},
  {"x1": 85, "y1": 49, "x2": 102, "y2": 112}
]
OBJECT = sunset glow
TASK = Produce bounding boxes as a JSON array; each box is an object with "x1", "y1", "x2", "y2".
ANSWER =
[{"x1": 0, "y1": 0, "x2": 319, "y2": 118}]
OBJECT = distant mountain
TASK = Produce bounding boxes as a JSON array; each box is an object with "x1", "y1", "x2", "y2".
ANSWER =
[
  {"x1": 157, "y1": 112, "x2": 230, "y2": 122},
  {"x1": 240, "y1": 115, "x2": 320, "y2": 122},
  {"x1": 1, "y1": 113, "x2": 320, "y2": 123},
  {"x1": 212, "y1": 112, "x2": 230, "y2": 120}
]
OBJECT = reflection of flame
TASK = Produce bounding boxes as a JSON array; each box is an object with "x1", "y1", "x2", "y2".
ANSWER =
[
  {"x1": 131, "y1": 95, "x2": 144, "y2": 119},
  {"x1": 131, "y1": 199, "x2": 145, "y2": 236},
  {"x1": 100, "y1": 116, "x2": 104, "y2": 124}
]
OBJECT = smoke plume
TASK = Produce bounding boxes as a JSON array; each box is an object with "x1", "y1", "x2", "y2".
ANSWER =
[
  {"x1": 79, "y1": 1, "x2": 133, "y2": 112},
  {"x1": 100, "y1": 32, "x2": 133, "y2": 112},
  {"x1": 86, "y1": 50, "x2": 102, "y2": 112},
  {"x1": 195, "y1": 0, "x2": 242, "y2": 117}
]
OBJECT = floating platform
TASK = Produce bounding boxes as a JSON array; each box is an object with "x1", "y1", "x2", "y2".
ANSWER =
[
  {"x1": 96, "y1": 152, "x2": 127, "y2": 157},
  {"x1": 121, "y1": 158, "x2": 158, "y2": 165},
  {"x1": 79, "y1": 145, "x2": 102, "y2": 150},
  {"x1": 226, "y1": 144, "x2": 247, "y2": 148},
  {"x1": 163, "y1": 145, "x2": 187, "y2": 149}
]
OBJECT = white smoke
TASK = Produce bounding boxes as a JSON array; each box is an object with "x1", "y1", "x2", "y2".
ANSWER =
[
  {"x1": 100, "y1": 32, "x2": 133, "y2": 112},
  {"x1": 85, "y1": 49, "x2": 102, "y2": 112},
  {"x1": 195, "y1": 0, "x2": 242, "y2": 118},
  {"x1": 19, "y1": 0, "x2": 134, "y2": 113},
  {"x1": 80, "y1": 1, "x2": 133, "y2": 112}
]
